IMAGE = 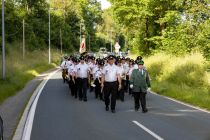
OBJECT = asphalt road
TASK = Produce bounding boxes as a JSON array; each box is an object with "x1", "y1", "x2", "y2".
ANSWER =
[{"x1": 30, "y1": 71, "x2": 210, "y2": 140}]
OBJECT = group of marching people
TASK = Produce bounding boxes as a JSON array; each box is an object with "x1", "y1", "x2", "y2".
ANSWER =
[{"x1": 60, "y1": 54, "x2": 151, "y2": 113}]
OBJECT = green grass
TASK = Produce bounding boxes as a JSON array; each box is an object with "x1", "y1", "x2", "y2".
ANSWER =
[
  {"x1": 0, "y1": 42, "x2": 61, "y2": 104},
  {"x1": 143, "y1": 53, "x2": 210, "y2": 110}
]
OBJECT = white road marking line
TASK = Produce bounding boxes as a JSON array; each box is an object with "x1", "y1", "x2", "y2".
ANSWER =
[
  {"x1": 149, "y1": 91, "x2": 210, "y2": 114},
  {"x1": 132, "y1": 120, "x2": 164, "y2": 140},
  {"x1": 22, "y1": 69, "x2": 60, "y2": 140}
]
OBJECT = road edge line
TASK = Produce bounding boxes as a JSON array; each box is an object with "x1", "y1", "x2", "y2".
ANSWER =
[
  {"x1": 132, "y1": 120, "x2": 164, "y2": 140},
  {"x1": 12, "y1": 69, "x2": 60, "y2": 140},
  {"x1": 149, "y1": 91, "x2": 210, "y2": 114}
]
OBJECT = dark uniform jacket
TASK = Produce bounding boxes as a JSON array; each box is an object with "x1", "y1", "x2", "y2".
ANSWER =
[{"x1": 130, "y1": 68, "x2": 151, "y2": 93}]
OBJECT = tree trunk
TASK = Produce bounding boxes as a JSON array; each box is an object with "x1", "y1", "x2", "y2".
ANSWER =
[{"x1": 145, "y1": 17, "x2": 149, "y2": 53}]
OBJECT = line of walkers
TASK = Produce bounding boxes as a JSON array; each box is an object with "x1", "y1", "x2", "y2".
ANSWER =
[{"x1": 60, "y1": 54, "x2": 151, "y2": 113}]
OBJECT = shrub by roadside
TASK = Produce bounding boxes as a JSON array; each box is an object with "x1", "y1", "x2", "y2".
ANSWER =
[
  {"x1": 0, "y1": 43, "x2": 61, "y2": 104},
  {"x1": 144, "y1": 53, "x2": 210, "y2": 110}
]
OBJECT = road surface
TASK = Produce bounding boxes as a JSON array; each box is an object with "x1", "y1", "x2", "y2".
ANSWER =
[{"x1": 30, "y1": 71, "x2": 210, "y2": 140}]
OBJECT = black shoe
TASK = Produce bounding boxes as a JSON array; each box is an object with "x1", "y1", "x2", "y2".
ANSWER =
[
  {"x1": 135, "y1": 108, "x2": 139, "y2": 112},
  {"x1": 105, "y1": 106, "x2": 109, "y2": 111},
  {"x1": 75, "y1": 96, "x2": 77, "y2": 99},
  {"x1": 83, "y1": 98, "x2": 87, "y2": 102},
  {"x1": 142, "y1": 108, "x2": 148, "y2": 113},
  {"x1": 111, "y1": 109, "x2": 116, "y2": 113}
]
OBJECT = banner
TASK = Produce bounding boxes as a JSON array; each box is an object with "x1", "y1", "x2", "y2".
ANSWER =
[{"x1": 79, "y1": 38, "x2": 86, "y2": 54}]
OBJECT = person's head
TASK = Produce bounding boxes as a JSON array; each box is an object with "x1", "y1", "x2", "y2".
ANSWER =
[
  {"x1": 121, "y1": 57, "x2": 126, "y2": 64},
  {"x1": 136, "y1": 56, "x2": 143, "y2": 61},
  {"x1": 91, "y1": 56, "x2": 96, "y2": 63},
  {"x1": 80, "y1": 56, "x2": 85, "y2": 64},
  {"x1": 137, "y1": 60, "x2": 144, "y2": 69},
  {"x1": 126, "y1": 57, "x2": 130, "y2": 63},
  {"x1": 98, "y1": 60, "x2": 104, "y2": 68},
  {"x1": 116, "y1": 59, "x2": 121, "y2": 66},
  {"x1": 96, "y1": 58, "x2": 100, "y2": 64},
  {"x1": 129, "y1": 59, "x2": 135, "y2": 66},
  {"x1": 73, "y1": 58, "x2": 79, "y2": 65},
  {"x1": 64, "y1": 56, "x2": 68, "y2": 60},
  {"x1": 108, "y1": 55, "x2": 115, "y2": 65}
]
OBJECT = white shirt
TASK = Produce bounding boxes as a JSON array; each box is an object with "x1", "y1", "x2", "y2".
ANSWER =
[
  {"x1": 60, "y1": 60, "x2": 68, "y2": 69},
  {"x1": 88, "y1": 62, "x2": 96, "y2": 74},
  {"x1": 118, "y1": 65, "x2": 126, "y2": 80},
  {"x1": 128, "y1": 66, "x2": 135, "y2": 78},
  {"x1": 102, "y1": 64, "x2": 120, "y2": 82},
  {"x1": 92, "y1": 66, "x2": 103, "y2": 80},
  {"x1": 67, "y1": 60, "x2": 73, "y2": 66},
  {"x1": 76, "y1": 63, "x2": 90, "y2": 78},
  {"x1": 122, "y1": 63, "x2": 129, "y2": 75},
  {"x1": 68, "y1": 64, "x2": 76, "y2": 76},
  {"x1": 139, "y1": 68, "x2": 144, "y2": 75}
]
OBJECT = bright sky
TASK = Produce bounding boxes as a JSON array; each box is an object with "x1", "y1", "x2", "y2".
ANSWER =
[{"x1": 97, "y1": 0, "x2": 111, "y2": 10}]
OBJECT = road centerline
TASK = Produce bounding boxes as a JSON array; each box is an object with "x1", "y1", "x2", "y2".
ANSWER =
[{"x1": 132, "y1": 120, "x2": 164, "y2": 140}]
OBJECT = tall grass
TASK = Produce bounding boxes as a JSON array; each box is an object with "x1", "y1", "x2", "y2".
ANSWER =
[
  {"x1": 0, "y1": 42, "x2": 60, "y2": 103},
  {"x1": 144, "y1": 53, "x2": 210, "y2": 110}
]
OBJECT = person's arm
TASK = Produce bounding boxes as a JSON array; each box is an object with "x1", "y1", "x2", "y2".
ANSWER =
[
  {"x1": 129, "y1": 69, "x2": 135, "y2": 88},
  {"x1": 117, "y1": 68, "x2": 122, "y2": 90},
  {"x1": 75, "y1": 66, "x2": 78, "y2": 79},
  {"x1": 87, "y1": 68, "x2": 91, "y2": 83},
  {"x1": 117, "y1": 73, "x2": 122, "y2": 90},
  {"x1": 146, "y1": 70, "x2": 151, "y2": 88},
  {"x1": 101, "y1": 68, "x2": 105, "y2": 88},
  {"x1": 130, "y1": 69, "x2": 135, "y2": 85},
  {"x1": 72, "y1": 67, "x2": 77, "y2": 83}
]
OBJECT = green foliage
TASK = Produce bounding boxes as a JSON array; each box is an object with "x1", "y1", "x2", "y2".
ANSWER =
[
  {"x1": 109, "y1": 0, "x2": 210, "y2": 58},
  {"x1": 0, "y1": 42, "x2": 59, "y2": 104},
  {"x1": 0, "y1": 0, "x2": 103, "y2": 53},
  {"x1": 152, "y1": 81, "x2": 210, "y2": 110},
  {"x1": 145, "y1": 53, "x2": 210, "y2": 110},
  {"x1": 96, "y1": 8, "x2": 126, "y2": 52}
]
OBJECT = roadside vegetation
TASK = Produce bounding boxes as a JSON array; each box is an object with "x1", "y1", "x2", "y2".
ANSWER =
[
  {"x1": 0, "y1": 0, "x2": 209, "y2": 110},
  {"x1": 0, "y1": 42, "x2": 60, "y2": 104},
  {"x1": 144, "y1": 53, "x2": 210, "y2": 110}
]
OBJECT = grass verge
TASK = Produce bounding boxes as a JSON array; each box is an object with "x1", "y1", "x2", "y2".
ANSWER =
[
  {"x1": 141, "y1": 53, "x2": 210, "y2": 110},
  {"x1": 0, "y1": 42, "x2": 61, "y2": 104}
]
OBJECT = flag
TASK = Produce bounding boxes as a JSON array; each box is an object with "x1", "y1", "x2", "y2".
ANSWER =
[{"x1": 79, "y1": 38, "x2": 86, "y2": 54}]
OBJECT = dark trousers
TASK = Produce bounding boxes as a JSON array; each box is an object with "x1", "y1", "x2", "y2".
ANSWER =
[
  {"x1": 133, "y1": 92, "x2": 147, "y2": 110},
  {"x1": 68, "y1": 76, "x2": 77, "y2": 97},
  {"x1": 77, "y1": 78, "x2": 88, "y2": 100},
  {"x1": 128, "y1": 81, "x2": 133, "y2": 95},
  {"x1": 104, "y1": 81, "x2": 117, "y2": 110},
  {"x1": 94, "y1": 78, "x2": 103, "y2": 100},
  {"x1": 125, "y1": 75, "x2": 129, "y2": 92},
  {"x1": 75, "y1": 78, "x2": 79, "y2": 98}
]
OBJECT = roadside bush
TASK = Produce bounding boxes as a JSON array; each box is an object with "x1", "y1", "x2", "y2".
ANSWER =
[
  {"x1": 145, "y1": 52, "x2": 210, "y2": 110},
  {"x1": 144, "y1": 53, "x2": 170, "y2": 81},
  {"x1": 0, "y1": 42, "x2": 60, "y2": 104}
]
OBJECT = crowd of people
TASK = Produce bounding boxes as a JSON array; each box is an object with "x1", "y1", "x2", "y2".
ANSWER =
[{"x1": 60, "y1": 54, "x2": 151, "y2": 113}]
